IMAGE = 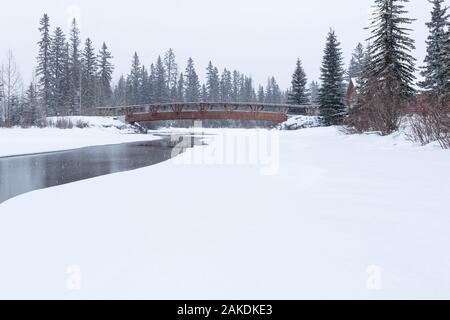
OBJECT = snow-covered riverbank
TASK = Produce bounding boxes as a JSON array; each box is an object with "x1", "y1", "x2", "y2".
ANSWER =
[
  {"x1": 0, "y1": 126, "x2": 449, "y2": 299},
  {"x1": 0, "y1": 117, "x2": 158, "y2": 158}
]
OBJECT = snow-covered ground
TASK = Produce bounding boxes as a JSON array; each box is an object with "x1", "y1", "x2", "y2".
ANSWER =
[
  {"x1": 0, "y1": 117, "x2": 157, "y2": 158},
  {"x1": 0, "y1": 126, "x2": 449, "y2": 299}
]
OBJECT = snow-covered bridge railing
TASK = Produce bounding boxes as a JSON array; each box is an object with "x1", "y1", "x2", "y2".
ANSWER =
[{"x1": 97, "y1": 102, "x2": 318, "y2": 124}]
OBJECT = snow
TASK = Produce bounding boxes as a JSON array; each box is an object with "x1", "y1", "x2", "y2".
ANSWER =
[
  {"x1": 0, "y1": 117, "x2": 157, "y2": 158},
  {"x1": 0, "y1": 127, "x2": 450, "y2": 299},
  {"x1": 279, "y1": 115, "x2": 321, "y2": 130}
]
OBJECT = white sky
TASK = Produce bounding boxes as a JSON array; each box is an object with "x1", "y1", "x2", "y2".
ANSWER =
[{"x1": 0, "y1": 0, "x2": 443, "y2": 89}]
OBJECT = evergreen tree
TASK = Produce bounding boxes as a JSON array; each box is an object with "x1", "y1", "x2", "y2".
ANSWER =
[
  {"x1": 177, "y1": 72, "x2": 185, "y2": 102},
  {"x1": 201, "y1": 84, "x2": 208, "y2": 102},
  {"x1": 22, "y1": 82, "x2": 39, "y2": 126},
  {"x1": 49, "y1": 27, "x2": 67, "y2": 116},
  {"x1": 220, "y1": 69, "x2": 232, "y2": 102},
  {"x1": 318, "y1": 29, "x2": 346, "y2": 126},
  {"x1": 257, "y1": 85, "x2": 265, "y2": 103},
  {"x1": 68, "y1": 18, "x2": 81, "y2": 115},
  {"x1": 97, "y1": 42, "x2": 114, "y2": 106},
  {"x1": 367, "y1": 0, "x2": 416, "y2": 98},
  {"x1": 309, "y1": 81, "x2": 319, "y2": 104},
  {"x1": 127, "y1": 52, "x2": 142, "y2": 105},
  {"x1": 81, "y1": 38, "x2": 97, "y2": 114},
  {"x1": 347, "y1": 43, "x2": 365, "y2": 82},
  {"x1": 265, "y1": 77, "x2": 282, "y2": 103},
  {"x1": 206, "y1": 61, "x2": 220, "y2": 102},
  {"x1": 36, "y1": 14, "x2": 52, "y2": 116},
  {"x1": 231, "y1": 71, "x2": 241, "y2": 102},
  {"x1": 420, "y1": 0, "x2": 449, "y2": 101},
  {"x1": 288, "y1": 59, "x2": 309, "y2": 104},
  {"x1": 113, "y1": 75, "x2": 127, "y2": 106},
  {"x1": 140, "y1": 66, "x2": 153, "y2": 104},
  {"x1": 164, "y1": 49, "x2": 178, "y2": 101},
  {"x1": 184, "y1": 58, "x2": 200, "y2": 102},
  {"x1": 154, "y1": 56, "x2": 168, "y2": 103}
]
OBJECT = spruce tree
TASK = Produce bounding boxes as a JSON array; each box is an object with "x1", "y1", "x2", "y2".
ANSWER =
[
  {"x1": 420, "y1": 0, "x2": 449, "y2": 101},
  {"x1": 257, "y1": 85, "x2": 265, "y2": 103},
  {"x1": 231, "y1": 71, "x2": 241, "y2": 102},
  {"x1": 22, "y1": 82, "x2": 39, "y2": 126},
  {"x1": 367, "y1": 0, "x2": 416, "y2": 97},
  {"x1": 220, "y1": 69, "x2": 232, "y2": 102},
  {"x1": 177, "y1": 72, "x2": 185, "y2": 102},
  {"x1": 184, "y1": 58, "x2": 200, "y2": 102},
  {"x1": 347, "y1": 43, "x2": 365, "y2": 82},
  {"x1": 265, "y1": 77, "x2": 282, "y2": 104},
  {"x1": 288, "y1": 59, "x2": 309, "y2": 104},
  {"x1": 97, "y1": 42, "x2": 114, "y2": 106},
  {"x1": 309, "y1": 81, "x2": 319, "y2": 104},
  {"x1": 81, "y1": 38, "x2": 97, "y2": 114},
  {"x1": 68, "y1": 18, "x2": 81, "y2": 115},
  {"x1": 49, "y1": 27, "x2": 67, "y2": 116},
  {"x1": 164, "y1": 49, "x2": 178, "y2": 101},
  {"x1": 154, "y1": 56, "x2": 168, "y2": 103},
  {"x1": 128, "y1": 52, "x2": 142, "y2": 105},
  {"x1": 113, "y1": 75, "x2": 127, "y2": 106},
  {"x1": 318, "y1": 29, "x2": 346, "y2": 126},
  {"x1": 206, "y1": 61, "x2": 220, "y2": 102},
  {"x1": 36, "y1": 14, "x2": 52, "y2": 116},
  {"x1": 140, "y1": 66, "x2": 153, "y2": 104}
]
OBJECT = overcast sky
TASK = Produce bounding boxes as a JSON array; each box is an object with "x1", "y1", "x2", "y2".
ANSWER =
[{"x1": 0, "y1": 0, "x2": 442, "y2": 89}]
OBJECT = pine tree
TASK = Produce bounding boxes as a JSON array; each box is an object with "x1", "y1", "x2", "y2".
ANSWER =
[
  {"x1": 128, "y1": 52, "x2": 142, "y2": 105},
  {"x1": 140, "y1": 66, "x2": 153, "y2": 104},
  {"x1": 232, "y1": 71, "x2": 241, "y2": 102},
  {"x1": 36, "y1": 14, "x2": 52, "y2": 116},
  {"x1": 288, "y1": 59, "x2": 309, "y2": 104},
  {"x1": 177, "y1": 72, "x2": 185, "y2": 102},
  {"x1": 184, "y1": 58, "x2": 200, "y2": 102},
  {"x1": 309, "y1": 81, "x2": 319, "y2": 104},
  {"x1": 112, "y1": 75, "x2": 127, "y2": 106},
  {"x1": 22, "y1": 82, "x2": 39, "y2": 126},
  {"x1": 68, "y1": 18, "x2": 81, "y2": 115},
  {"x1": 81, "y1": 38, "x2": 97, "y2": 114},
  {"x1": 201, "y1": 84, "x2": 208, "y2": 102},
  {"x1": 97, "y1": 42, "x2": 114, "y2": 106},
  {"x1": 206, "y1": 62, "x2": 220, "y2": 102},
  {"x1": 265, "y1": 77, "x2": 282, "y2": 103},
  {"x1": 220, "y1": 69, "x2": 232, "y2": 102},
  {"x1": 420, "y1": 0, "x2": 449, "y2": 101},
  {"x1": 358, "y1": 0, "x2": 417, "y2": 134},
  {"x1": 154, "y1": 56, "x2": 168, "y2": 103},
  {"x1": 164, "y1": 49, "x2": 178, "y2": 101},
  {"x1": 257, "y1": 85, "x2": 265, "y2": 103},
  {"x1": 49, "y1": 27, "x2": 67, "y2": 116},
  {"x1": 367, "y1": 0, "x2": 416, "y2": 98},
  {"x1": 347, "y1": 43, "x2": 365, "y2": 82},
  {"x1": 318, "y1": 29, "x2": 346, "y2": 126}
]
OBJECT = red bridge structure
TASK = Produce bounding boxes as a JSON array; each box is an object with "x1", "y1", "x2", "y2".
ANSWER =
[{"x1": 98, "y1": 102, "x2": 318, "y2": 124}]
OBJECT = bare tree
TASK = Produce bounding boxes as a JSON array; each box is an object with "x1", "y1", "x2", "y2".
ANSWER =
[{"x1": 0, "y1": 50, "x2": 23, "y2": 126}]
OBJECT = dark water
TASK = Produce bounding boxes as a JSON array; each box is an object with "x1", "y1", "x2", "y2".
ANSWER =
[{"x1": 0, "y1": 135, "x2": 198, "y2": 204}]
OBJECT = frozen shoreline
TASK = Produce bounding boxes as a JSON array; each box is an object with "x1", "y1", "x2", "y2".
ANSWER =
[{"x1": 0, "y1": 117, "x2": 159, "y2": 158}]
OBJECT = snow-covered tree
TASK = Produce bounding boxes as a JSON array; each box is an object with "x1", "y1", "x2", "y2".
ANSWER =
[
  {"x1": 288, "y1": 59, "x2": 309, "y2": 104},
  {"x1": 231, "y1": 71, "x2": 241, "y2": 102},
  {"x1": 265, "y1": 77, "x2": 282, "y2": 103},
  {"x1": 420, "y1": 0, "x2": 449, "y2": 101},
  {"x1": 177, "y1": 72, "x2": 185, "y2": 102},
  {"x1": 184, "y1": 58, "x2": 200, "y2": 102},
  {"x1": 21, "y1": 82, "x2": 40, "y2": 126},
  {"x1": 112, "y1": 75, "x2": 127, "y2": 106},
  {"x1": 318, "y1": 29, "x2": 346, "y2": 126},
  {"x1": 257, "y1": 85, "x2": 265, "y2": 103}
]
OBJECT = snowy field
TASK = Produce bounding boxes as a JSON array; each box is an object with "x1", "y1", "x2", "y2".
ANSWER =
[
  {"x1": 0, "y1": 117, "x2": 157, "y2": 158},
  {"x1": 0, "y1": 126, "x2": 450, "y2": 299}
]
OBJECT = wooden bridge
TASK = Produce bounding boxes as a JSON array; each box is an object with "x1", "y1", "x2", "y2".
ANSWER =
[{"x1": 98, "y1": 102, "x2": 317, "y2": 124}]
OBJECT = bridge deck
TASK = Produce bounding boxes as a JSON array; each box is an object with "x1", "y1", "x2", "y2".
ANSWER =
[{"x1": 98, "y1": 102, "x2": 318, "y2": 123}]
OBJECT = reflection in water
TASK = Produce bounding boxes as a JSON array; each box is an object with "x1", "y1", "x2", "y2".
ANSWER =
[{"x1": 0, "y1": 136, "x2": 198, "y2": 204}]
